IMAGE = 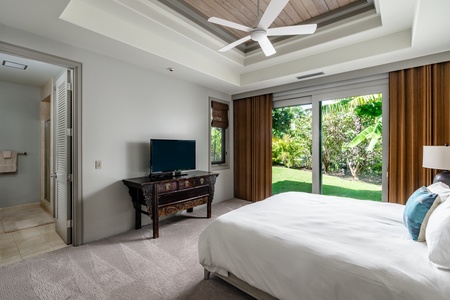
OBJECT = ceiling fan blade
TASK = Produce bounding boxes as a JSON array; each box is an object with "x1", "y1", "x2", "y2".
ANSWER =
[
  {"x1": 258, "y1": 0, "x2": 289, "y2": 30},
  {"x1": 218, "y1": 35, "x2": 252, "y2": 52},
  {"x1": 267, "y1": 24, "x2": 317, "y2": 36},
  {"x1": 258, "y1": 35, "x2": 276, "y2": 57},
  {"x1": 208, "y1": 17, "x2": 253, "y2": 32}
]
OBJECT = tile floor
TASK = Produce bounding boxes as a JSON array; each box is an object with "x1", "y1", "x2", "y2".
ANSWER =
[{"x1": 0, "y1": 205, "x2": 68, "y2": 267}]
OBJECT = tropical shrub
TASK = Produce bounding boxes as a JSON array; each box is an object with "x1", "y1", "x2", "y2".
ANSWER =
[{"x1": 271, "y1": 94, "x2": 383, "y2": 181}]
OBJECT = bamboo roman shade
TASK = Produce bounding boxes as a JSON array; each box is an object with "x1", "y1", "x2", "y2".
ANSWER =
[
  {"x1": 389, "y1": 61, "x2": 450, "y2": 205},
  {"x1": 234, "y1": 94, "x2": 273, "y2": 202},
  {"x1": 211, "y1": 100, "x2": 229, "y2": 128}
]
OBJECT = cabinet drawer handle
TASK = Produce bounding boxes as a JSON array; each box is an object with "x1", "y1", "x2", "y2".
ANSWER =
[
  {"x1": 184, "y1": 180, "x2": 190, "y2": 187},
  {"x1": 200, "y1": 178, "x2": 205, "y2": 184},
  {"x1": 165, "y1": 183, "x2": 171, "y2": 190}
]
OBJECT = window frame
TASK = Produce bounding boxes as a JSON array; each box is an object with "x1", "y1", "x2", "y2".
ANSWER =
[
  {"x1": 209, "y1": 97, "x2": 230, "y2": 171},
  {"x1": 211, "y1": 127, "x2": 226, "y2": 165}
]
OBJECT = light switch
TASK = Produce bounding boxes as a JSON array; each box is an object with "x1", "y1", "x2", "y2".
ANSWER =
[{"x1": 95, "y1": 160, "x2": 102, "y2": 169}]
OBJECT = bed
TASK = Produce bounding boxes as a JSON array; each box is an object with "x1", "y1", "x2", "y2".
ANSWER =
[{"x1": 198, "y1": 191, "x2": 450, "y2": 300}]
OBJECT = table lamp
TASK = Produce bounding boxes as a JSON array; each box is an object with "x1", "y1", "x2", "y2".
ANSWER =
[{"x1": 423, "y1": 145, "x2": 450, "y2": 186}]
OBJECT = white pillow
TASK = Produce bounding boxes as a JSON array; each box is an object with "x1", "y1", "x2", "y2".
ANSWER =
[
  {"x1": 427, "y1": 181, "x2": 450, "y2": 202},
  {"x1": 418, "y1": 192, "x2": 442, "y2": 242},
  {"x1": 426, "y1": 197, "x2": 450, "y2": 270}
]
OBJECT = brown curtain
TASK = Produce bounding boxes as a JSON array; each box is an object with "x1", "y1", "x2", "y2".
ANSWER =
[
  {"x1": 234, "y1": 94, "x2": 273, "y2": 202},
  {"x1": 389, "y1": 61, "x2": 450, "y2": 204}
]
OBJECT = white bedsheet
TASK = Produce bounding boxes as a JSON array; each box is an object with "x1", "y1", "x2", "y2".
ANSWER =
[{"x1": 198, "y1": 192, "x2": 450, "y2": 300}]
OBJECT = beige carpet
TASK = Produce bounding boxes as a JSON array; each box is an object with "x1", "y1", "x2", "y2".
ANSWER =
[
  {"x1": 1, "y1": 203, "x2": 54, "y2": 233},
  {"x1": 0, "y1": 199, "x2": 255, "y2": 300}
]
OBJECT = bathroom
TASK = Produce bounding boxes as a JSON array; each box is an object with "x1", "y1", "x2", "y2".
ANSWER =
[{"x1": 0, "y1": 53, "x2": 67, "y2": 265}]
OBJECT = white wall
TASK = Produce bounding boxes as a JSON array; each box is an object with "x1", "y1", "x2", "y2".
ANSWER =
[
  {"x1": 81, "y1": 54, "x2": 233, "y2": 242},
  {"x1": 0, "y1": 26, "x2": 233, "y2": 243},
  {"x1": 0, "y1": 82, "x2": 41, "y2": 207}
]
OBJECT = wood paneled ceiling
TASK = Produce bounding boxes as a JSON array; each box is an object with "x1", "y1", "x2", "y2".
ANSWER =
[{"x1": 160, "y1": 0, "x2": 373, "y2": 52}]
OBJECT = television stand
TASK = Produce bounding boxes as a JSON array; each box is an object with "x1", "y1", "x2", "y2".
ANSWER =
[{"x1": 123, "y1": 170, "x2": 218, "y2": 238}]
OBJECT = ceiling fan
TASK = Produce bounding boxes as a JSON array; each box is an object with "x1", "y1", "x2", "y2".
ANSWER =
[{"x1": 208, "y1": 0, "x2": 317, "y2": 57}]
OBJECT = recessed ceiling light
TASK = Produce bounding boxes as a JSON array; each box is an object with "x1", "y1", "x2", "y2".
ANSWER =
[
  {"x1": 2, "y1": 60, "x2": 28, "y2": 70},
  {"x1": 167, "y1": 67, "x2": 174, "y2": 72}
]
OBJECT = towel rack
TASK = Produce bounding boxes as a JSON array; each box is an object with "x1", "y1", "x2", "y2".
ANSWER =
[{"x1": 18, "y1": 152, "x2": 27, "y2": 156}]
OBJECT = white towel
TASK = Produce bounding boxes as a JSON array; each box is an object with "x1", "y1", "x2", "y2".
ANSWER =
[
  {"x1": 0, "y1": 151, "x2": 17, "y2": 173},
  {"x1": 2, "y1": 151, "x2": 11, "y2": 159}
]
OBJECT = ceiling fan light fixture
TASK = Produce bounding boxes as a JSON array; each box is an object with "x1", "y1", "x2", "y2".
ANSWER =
[
  {"x1": 208, "y1": 0, "x2": 316, "y2": 57},
  {"x1": 251, "y1": 30, "x2": 266, "y2": 42}
]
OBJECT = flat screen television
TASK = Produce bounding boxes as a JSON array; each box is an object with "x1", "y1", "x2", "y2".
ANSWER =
[{"x1": 150, "y1": 139, "x2": 196, "y2": 177}]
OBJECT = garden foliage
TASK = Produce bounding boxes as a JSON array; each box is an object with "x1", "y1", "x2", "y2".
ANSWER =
[{"x1": 272, "y1": 94, "x2": 382, "y2": 181}]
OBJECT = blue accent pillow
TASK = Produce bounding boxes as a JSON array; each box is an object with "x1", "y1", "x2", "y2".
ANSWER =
[{"x1": 403, "y1": 186, "x2": 439, "y2": 241}]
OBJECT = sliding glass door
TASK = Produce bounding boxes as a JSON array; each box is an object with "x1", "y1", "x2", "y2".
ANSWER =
[
  {"x1": 272, "y1": 76, "x2": 389, "y2": 201},
  {"x1": 320, "y1": 94, "x2": 383, "y2": 201}
]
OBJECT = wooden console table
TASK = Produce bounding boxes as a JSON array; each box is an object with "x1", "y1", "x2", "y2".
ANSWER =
[{"x1": 123, "y1": 171, "x2": 218, "y2": 238}]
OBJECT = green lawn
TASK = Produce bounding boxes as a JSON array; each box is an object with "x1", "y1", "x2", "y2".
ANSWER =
[{"x1": 272, "y1": 166, "x2": 382, "y2": 201}]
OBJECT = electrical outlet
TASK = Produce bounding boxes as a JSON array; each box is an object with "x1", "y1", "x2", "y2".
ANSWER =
[{"x1": 95, "y1": 160, "x2": 102, "y2": 169}]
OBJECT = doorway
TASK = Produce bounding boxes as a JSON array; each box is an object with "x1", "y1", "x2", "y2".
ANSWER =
[{"x1": 0, "y1": 42, "x2": 81, "y2": 249}]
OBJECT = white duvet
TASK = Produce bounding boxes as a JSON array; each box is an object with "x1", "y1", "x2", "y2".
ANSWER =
[{"x1": 198, "y1": 192, "x2": 450, "y2": 300}]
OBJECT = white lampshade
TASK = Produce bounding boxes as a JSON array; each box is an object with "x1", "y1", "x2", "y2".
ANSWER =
[{"x1": 423, "y1": 146, "x2": 450, "y2": 170}]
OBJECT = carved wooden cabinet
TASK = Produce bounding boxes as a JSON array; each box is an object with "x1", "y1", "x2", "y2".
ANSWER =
[{"x1": 123, "y1": 171, "x2": 218, "y2": 238}]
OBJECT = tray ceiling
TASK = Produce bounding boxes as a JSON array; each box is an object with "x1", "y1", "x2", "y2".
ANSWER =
[
  {"x1": 2, "y1": 0, "x2": 450, "y2": 94},
  {"x1": 160, "y1": 0, "x2": 373, "y2": 52}
]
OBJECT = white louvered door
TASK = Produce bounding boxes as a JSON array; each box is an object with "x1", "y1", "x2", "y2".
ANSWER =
[{"x1": 54, "y1": 70, "x2": 72, "y2": 244}]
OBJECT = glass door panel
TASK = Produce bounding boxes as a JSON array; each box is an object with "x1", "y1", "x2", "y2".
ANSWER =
[
  {"x1": 272, "y1": 104, "x2": 312, "y2": 194},
  {"x1": 320, "y1": 94, "x2": 382, "y2": 201}
]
